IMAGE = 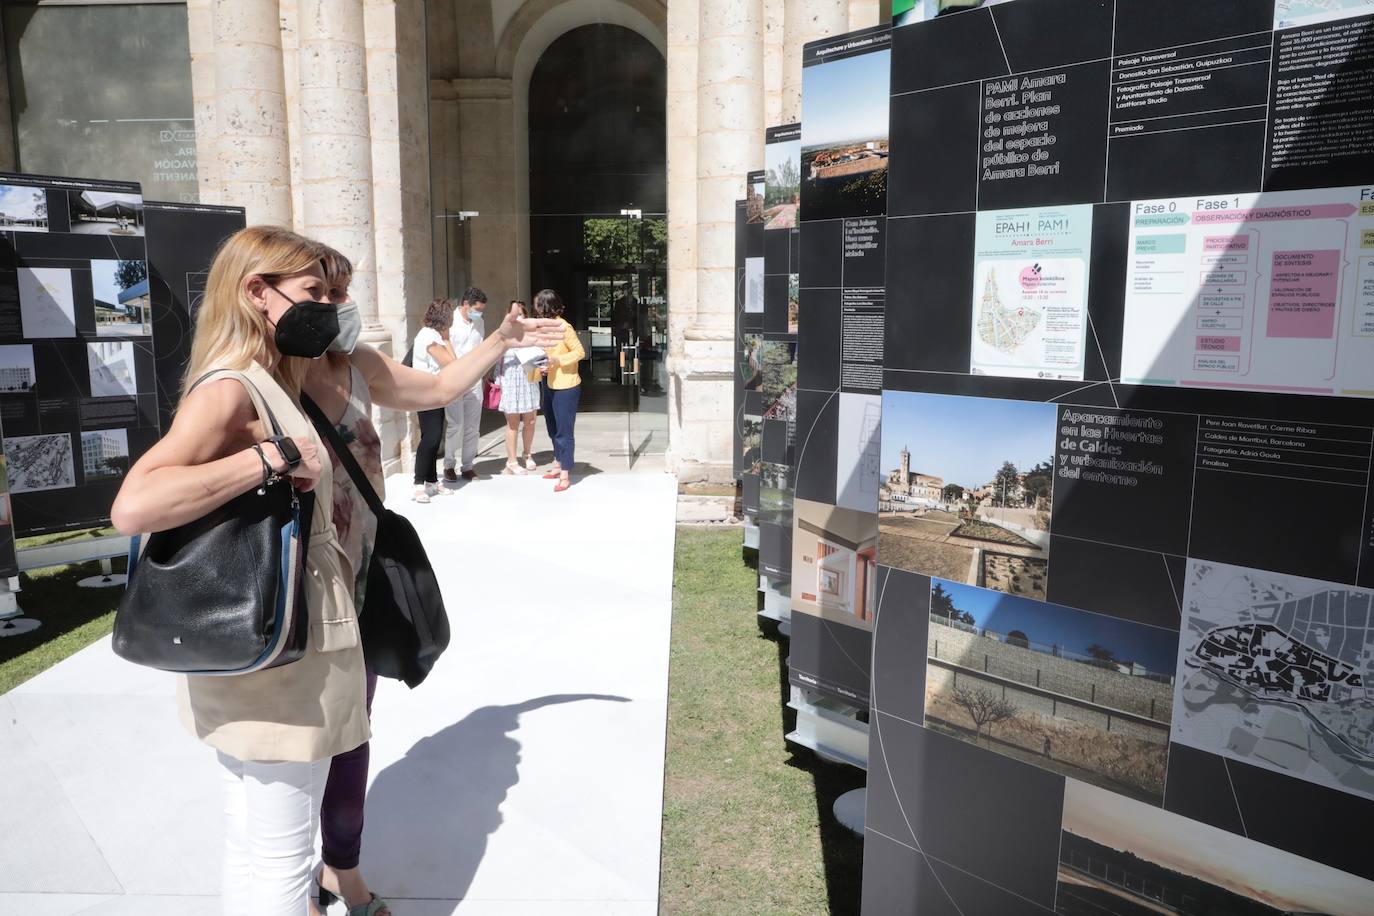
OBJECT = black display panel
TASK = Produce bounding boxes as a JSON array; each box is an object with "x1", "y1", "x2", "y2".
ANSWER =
[
  {"x1": 733, "y1": 200, "x2": 747, "y2": 478},
  {"x1": 740, "y1": 173, "x2": 766, "y2": 517},
  {"x1": 867, "y1": 1, "x2": 1374, "y2": 913},
  {"x1": 0, "y1": 172, "x2": 158, "y2": 540},
  {"x1": 760, "y1": 126, "x2": 802, "y2": 581},
  {"x1": 789, "y1": 27, "x2": 893, "y2": 706},
  {"x1": 144, "y1": 201, "x2": 246, "y2": 431}
]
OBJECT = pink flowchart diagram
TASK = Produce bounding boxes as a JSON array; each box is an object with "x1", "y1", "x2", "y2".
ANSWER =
[{"x1": 1121, "y1": 187, "x2": 1373, "y2": 397}]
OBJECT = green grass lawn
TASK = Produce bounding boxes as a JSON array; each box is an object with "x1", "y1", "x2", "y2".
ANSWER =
[
  {"x1": 661, "y1": 529, "x2": 865, "y2": 915},
  {"x1": 0, "y1": 557, "x2": 126, "y2": 695}
]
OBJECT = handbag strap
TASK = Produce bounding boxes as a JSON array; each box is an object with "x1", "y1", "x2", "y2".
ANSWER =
[
  {"x1": 300, "y1": 393, "x2": 386, "y2": 519},
  {"x1": 188, "y1": 368, "x2": 286, "y2": 439}
]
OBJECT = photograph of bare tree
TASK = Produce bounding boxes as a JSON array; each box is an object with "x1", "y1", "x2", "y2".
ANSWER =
[{"x1": 924, "y1": 579, "x2": 1179, "y2": 803}]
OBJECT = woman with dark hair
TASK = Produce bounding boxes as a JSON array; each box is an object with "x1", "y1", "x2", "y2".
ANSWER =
[
  {"x1": 306, "y1": 258, "x2": 559, "y2": 914},
  {"x1": 533, "y1": 289, "x2": 584, "y2": 491},
  {"x1": 410, "y1": 298, "x2": 455, "y2": 502}
]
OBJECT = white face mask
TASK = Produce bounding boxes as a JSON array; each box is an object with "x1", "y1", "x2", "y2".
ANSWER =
[{"x1": 328, "y1": 300, "x2": 362, "y2": 353}]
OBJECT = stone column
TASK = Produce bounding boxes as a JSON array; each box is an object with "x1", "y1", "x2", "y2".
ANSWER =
[
  {"x1": 665, "y1": 0, "x2": 699, "y2": 462},
  {"x1": 366, "y1": 0, "x2": 434, "y2": 474},
  {"x1": 849, "y1": 0, "x2": 883, "y2": 30},
  {"x1": 212, "y1": 0, "x2": 293, "y2": 225},
  {"x1": 764, "y1": 0, "x2": 785, "y2": 126},
  {"x1": 455, "y1": 78, "x2": 519, "y2": 305},
  {"x1": 680, "y1": 0, "x2": 764, "y2": 480},
  {"x1": 366, "y1": 0, "x2": 433, "y2": 353},
  {"x1": 297, "y1": 0, "x2": 382, "y2": 336},
  {"x1": 186, "y1": 0, "x2": 218, "y2": 202},
  {"x1": 781, "y1": 0, "x2": 849, "y2": 124},
  {"x1": 280, "y1": 0, "x2": 307, "y2": 233}
]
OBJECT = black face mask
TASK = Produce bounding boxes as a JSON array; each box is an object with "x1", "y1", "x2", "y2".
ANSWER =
[{"x1": 268, "y1": 287, "x2": 339, "y2": 359}]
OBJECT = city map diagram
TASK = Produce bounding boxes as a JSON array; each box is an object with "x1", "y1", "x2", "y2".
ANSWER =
[
  {"x1": 1172, "y1": 559, "x2": 1374, "y2": 801},
  {"x1": 974, "y1": 268, "x2": 1040, "y2": 355},
  {"x1": 4, "y1": 434, "x2": 75, "y2": 494}
]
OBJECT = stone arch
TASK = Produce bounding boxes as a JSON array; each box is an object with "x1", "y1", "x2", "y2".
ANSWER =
[
  {"x1": 495, "y1": 0, "x2": 666, "y2": 78},
  {"x1": 502, "y1": 0, "x2": 667, "y2": 300}
]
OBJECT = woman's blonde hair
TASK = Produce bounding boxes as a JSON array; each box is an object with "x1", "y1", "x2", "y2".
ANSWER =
[{"x1": 183, "y1": 225, "x2": 326, "y2": 397}]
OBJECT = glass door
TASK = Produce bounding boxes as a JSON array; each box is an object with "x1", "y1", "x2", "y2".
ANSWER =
[{"x1": 627, "y1": 264, "x2": 668, "y2": 460}]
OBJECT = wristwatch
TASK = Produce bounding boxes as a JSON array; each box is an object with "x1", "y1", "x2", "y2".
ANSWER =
[{"x1": 265, "y1": 435, "x2": 302, "y2": 474}]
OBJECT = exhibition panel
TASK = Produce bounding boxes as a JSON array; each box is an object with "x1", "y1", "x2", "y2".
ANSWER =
[
  {"x1": 733, "y1": 198, "x2": 757, "y2": 483},
  {"x1": 741, "y1": 172, "x2": 766, "y2": 520},
  {"x1": 144, "y1": 201, "x2": 247, "y2": 432},
  {"x1": 759, "y1": 124, "x2": 803, "y2": 582},
  {"x1": 864, "y1": 0, "x2": 1374, "y2": 912},
  {"x1": 788, "y1": 26, "x2": 892, "y2": 704},
  {"x1": 0, "y1": 173, "x2": 248, "y2": 554},
  {"x1": 0, "y1": 173, "x2": 157, "y2": 540}
]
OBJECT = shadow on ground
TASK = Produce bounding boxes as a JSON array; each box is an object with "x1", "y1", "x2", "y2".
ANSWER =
[
  {"x1": 362, "y1": 693, "x2": 631, "y2": 902},
  {"x1": 759, "y1": 612, "x2": 867, "y2": 916}
]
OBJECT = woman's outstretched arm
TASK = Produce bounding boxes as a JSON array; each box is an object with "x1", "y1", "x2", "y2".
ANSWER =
[{"x1": 357, "y1": 306, "x2": 563, "y2": 411}]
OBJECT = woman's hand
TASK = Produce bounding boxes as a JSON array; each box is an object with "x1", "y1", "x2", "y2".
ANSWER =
[
  {"x1": 268, "y1": 437, "x2": 323, "y2": 492},
  {"x1": 496, "y1": 304, "x2": 563, "y2": 349}
]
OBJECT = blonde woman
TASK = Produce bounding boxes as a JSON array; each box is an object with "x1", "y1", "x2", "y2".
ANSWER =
[{"x1": 112, "y1": 226, "x2": 369, "y2": 915}]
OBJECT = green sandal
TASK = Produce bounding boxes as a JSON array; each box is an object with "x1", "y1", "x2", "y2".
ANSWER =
[
  {"x1": 320, "y1": 883, "x2": 392, "y2": 916},
  {"x1": 349, "y1": 895, "x2": 391, "y2": 916}
]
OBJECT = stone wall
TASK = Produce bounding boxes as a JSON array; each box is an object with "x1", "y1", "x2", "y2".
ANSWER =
[
  {"x1": 927, "y1": 620, "x2": 1173, "y2": 723},
  {"x1": 186, "y1": 0, "x2": 889, "y2": 478},
  {"x1": 187, "y1": 0, "x2": 433, "y2": 474}
]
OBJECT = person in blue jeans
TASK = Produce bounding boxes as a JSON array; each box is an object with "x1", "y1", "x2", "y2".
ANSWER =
[{"x1": 533, "y1": 288, "x2": 584, "y2": 492}]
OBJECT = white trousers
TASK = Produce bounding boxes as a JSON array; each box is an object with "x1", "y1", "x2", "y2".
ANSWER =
[
  {"x1": 218, "y1": 752, "x2": 330, "y2": 916},
  {"x1": 443, "y1": 388, "x2": 482, "y2": 471}
]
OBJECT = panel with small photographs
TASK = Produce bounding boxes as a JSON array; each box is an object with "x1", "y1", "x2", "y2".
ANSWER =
[
  {"x1": 865, "y1": 0, "x2": 1374, "y2": 913},
  {"x1": 0, "y1": 172, "x2": 158, "y2": 544},
  {"x1": 789, "y1": 27, "x2": 893, "y2": 704}
]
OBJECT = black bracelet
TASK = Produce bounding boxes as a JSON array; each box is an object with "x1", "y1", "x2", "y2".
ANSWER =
[{"x1": 251, "y1": 443, "x2": 277, "y2": 495}]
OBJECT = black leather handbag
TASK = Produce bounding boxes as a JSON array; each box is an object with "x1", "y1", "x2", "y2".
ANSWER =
[
  {"x1": 112, "y1": 371, "x2": 312, "y2": 675},
  {"x1": 302, "y1": 394, "x2": 450, "y2": 688}
]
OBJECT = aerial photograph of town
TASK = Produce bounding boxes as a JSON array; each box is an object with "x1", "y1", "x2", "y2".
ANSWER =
[
  {"x1": 801, "y1": 47, "x2": 890, "y2": 221},
  {"x1": 878, "y1": 391, "x2": 1055, "y2": 599}
]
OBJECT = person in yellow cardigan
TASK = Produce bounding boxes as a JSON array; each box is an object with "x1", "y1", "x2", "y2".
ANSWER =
[{"x1": 533, "y1": 288, "x2": 584, "y2": 492}]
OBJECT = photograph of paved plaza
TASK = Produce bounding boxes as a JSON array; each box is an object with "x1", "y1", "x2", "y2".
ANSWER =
[{"x1": 878, "y1": 391, "x2": 1055, "y2": 599}]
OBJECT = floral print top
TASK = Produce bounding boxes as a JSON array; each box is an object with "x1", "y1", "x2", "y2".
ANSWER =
[{"x1": 323, "y1": 365, "x2": 386, "y2": 611}]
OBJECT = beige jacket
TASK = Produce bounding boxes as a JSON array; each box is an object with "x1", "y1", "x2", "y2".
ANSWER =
[{"x1": 176, "y1": 362, "x2": 369, "y2": 763}]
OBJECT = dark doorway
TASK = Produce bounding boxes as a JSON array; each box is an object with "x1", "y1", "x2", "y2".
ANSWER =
[{"x1": 528, "y1": 25, "x2": 667, "y2": 423}]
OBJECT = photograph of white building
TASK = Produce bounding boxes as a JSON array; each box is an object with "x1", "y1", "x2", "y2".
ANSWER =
[
  {"x1": 88, "y1": 341, "x2": 138, "y2": 398},
  {"x1": 80, "y1": 428, "x2": 129, "y2": 481}
]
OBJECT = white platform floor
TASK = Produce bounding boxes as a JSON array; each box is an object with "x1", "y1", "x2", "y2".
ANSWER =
[{"x1": 0, "y1": 459, "x2": 677, "y2": 915}]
